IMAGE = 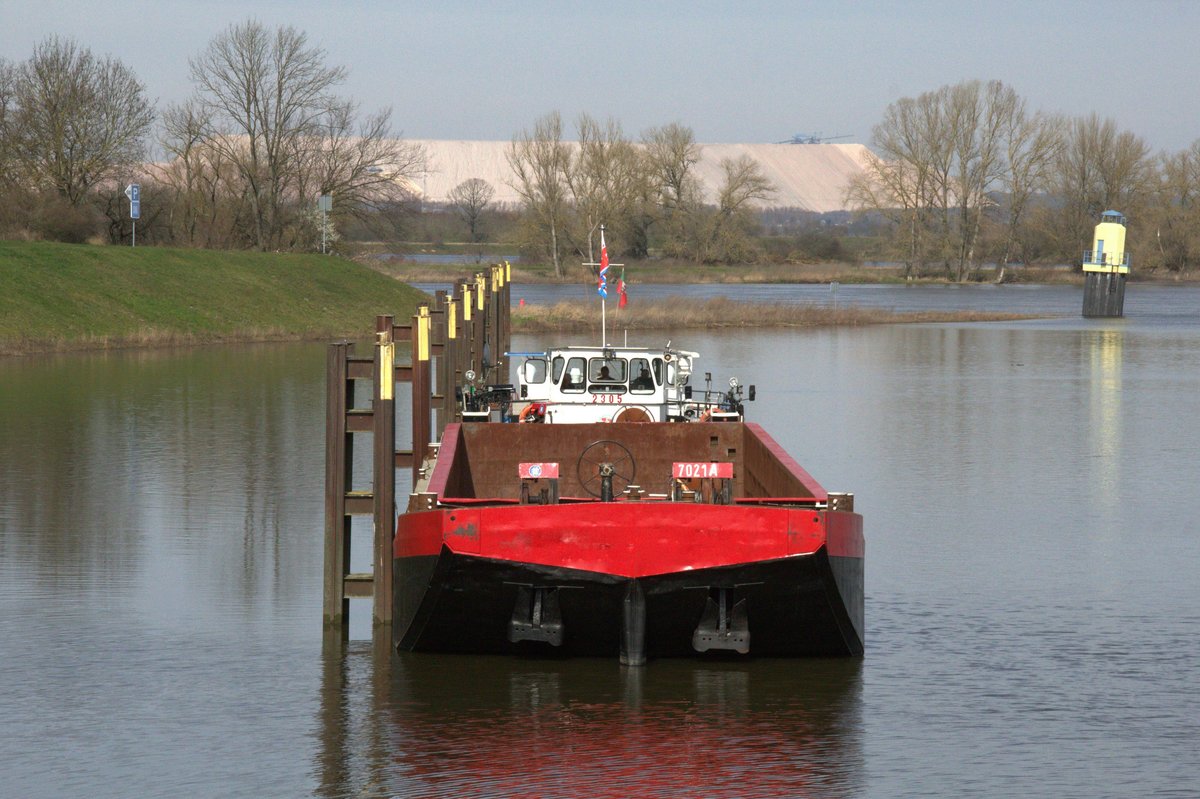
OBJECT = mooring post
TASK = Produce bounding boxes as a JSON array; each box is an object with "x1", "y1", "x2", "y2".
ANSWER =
[
  {"x1": 411, "y1": 304, "x2": 432, "y2": 483},
  {"x1": 323, "y1": 341, "x2": 354, "y2": 630},
  {"x1": 444, "y1": 292, "x2": 459, "y2": 426},
  {"x1": 500, "y1": 261, "x2": 512, "y2": 375},
  {"x1": 372, "y1": 316, "x2": 396, "y2": 626},
  {"x1": 489, "y1": 266, "x2": 502, "y2": 379},
  {"x1": 430, "y1": 291, "x2": 448, "y2": 437},
  {"x1": 474, "y1": 272, "x2": 487, "y2": 379},
  {"x1": 461, "y1": 280, "x2": 475, "y2": 382}
]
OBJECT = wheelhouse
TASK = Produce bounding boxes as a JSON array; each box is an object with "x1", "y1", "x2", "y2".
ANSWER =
[{"x1": 511, "y1": 345, "x2": 751, "y2": 424}]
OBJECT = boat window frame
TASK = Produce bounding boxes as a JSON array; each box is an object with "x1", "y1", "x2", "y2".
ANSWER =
[
  {"x1": 551, "y1": 355, "x2": 565, "y2": 384},
  {"x1": 561, "y1": 357, "x2": 587, "y2": 393},
  {"x1": 522, "y1": 358, "x2": 548, "y2": 384},
  {"x1": 629, "y1": 357, "x2": 656, "y2": 395},
  {"x1": 588, "y1": 357, "x2": 628, "y2": 394}
]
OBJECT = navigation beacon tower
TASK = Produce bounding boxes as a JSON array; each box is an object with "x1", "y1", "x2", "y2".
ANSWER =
[{"x1": 1081, "y1": 210, "x2": 1129, "y2": 318}]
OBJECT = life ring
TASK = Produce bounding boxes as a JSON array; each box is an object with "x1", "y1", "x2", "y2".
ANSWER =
[
  {"x1": 613, "y1": 405, "x2": 652, "y2": 423},
  {"x1": 698, "y1": 409, "x2": 712, "y2": 422}
]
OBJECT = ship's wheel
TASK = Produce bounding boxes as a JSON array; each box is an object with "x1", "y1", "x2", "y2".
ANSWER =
[{"x1": 576, "y1": 440, "x2": 636, "y2": 498}]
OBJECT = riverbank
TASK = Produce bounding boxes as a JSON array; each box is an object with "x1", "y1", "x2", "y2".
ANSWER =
[
  {"x1": 512, "y1": 297, "x2": 1035, "y2": 333},
  {"x1": 0, "y1": 241, "x2": 1048, "y2": 355},
  {"x1": 0, "y1": 242, "x2": 428, "y2": 355},
  {"x1": 364, "y1": 255, "x2": 1200, "y2": 286}
]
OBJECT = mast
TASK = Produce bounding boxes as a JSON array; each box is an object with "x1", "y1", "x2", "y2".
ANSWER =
[{"x1": 582, "y1": 224, "x2": 622, "y2": 348}]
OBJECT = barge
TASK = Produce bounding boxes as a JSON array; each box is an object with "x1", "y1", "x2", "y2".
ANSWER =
[{"x1": 394, "y1": 343, "x2": 864, "y2": 665}]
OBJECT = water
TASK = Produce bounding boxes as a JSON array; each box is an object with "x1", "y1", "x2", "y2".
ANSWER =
[{"x1": 2, "y1": 285, "x2": 1199, "y2": 797}]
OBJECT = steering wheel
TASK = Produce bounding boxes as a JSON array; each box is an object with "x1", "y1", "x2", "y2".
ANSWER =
[{"x1": 576, "y1": 439, "x2": 636, "y2": 498}]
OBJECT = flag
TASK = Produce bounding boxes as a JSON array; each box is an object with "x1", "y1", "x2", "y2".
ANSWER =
[
  {"x1": 617, "y1": 268, "x2": 628, "y2": 308},
  {"x1": 597, "y1": 228, "x2": 609, "y2": 298}
]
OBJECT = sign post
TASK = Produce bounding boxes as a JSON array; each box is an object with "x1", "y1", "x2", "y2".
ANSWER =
[
  {"x1": 124, "y1": 184, "x2": 140, "y2": 247},
  {"x1": 318, "y1": 194, "x2": 332, "y2": 254}
]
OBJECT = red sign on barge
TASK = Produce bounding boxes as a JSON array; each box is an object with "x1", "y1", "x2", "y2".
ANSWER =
[{"x1": 394, "y1": 399, "x2": 864, "y2": 663}]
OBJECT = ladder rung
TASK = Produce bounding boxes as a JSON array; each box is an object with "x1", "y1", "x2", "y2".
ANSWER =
[
  {"x1": 344, "y1": 491, "x2": 373, "y2": 515},
  {"x1": 343, "y1": 572, "x2": 374, "y2": 598},
  {"x1": 346, "y1": 409, "x2": 373, "y2": 431}
]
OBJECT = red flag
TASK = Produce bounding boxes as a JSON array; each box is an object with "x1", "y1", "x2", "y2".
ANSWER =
[
  {"x1": 617, "y1": 268, "x2": 628, "y2": 308},
  {"x1": 597, "y1": 228, "x2": 610, "y2": 298}
]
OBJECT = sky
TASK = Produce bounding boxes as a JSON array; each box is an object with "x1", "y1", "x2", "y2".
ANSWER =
[{"x1": 3, "y1": 0, "x2": 1199, "y2": 154}]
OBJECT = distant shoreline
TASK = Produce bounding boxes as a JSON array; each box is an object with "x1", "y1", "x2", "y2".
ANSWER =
[
  {"x1": 512, "y1": 298, "x2": 1040, "y2": 333},
  {"x1": 366, "y1": 258, "x2": 1200, "y2": 287}
]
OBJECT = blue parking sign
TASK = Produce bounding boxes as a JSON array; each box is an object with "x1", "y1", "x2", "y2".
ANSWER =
[{"x1": 125, "y1": 184, "x2": 140, "y2": 219}]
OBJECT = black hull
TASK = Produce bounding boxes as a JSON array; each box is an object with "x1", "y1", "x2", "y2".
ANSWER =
[{"x1": 393, "y1": 547, "x2": 863, "y2": 659}]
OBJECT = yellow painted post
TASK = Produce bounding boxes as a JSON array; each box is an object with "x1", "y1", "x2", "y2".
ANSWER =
[
  {"x1": 411, "y1": 305, "x2": 432, "y2": 484},
  {"x1": 444, "y1": 296, "x2": 459, "y2": 426},
  {"x1": 372, "y1": 315, "x2": 396, "y2": 626}
]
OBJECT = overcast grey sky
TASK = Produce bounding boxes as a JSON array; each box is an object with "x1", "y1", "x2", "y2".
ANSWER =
[{"x1": 3, "y1": 0, "x2": 1198, "y2": 152}]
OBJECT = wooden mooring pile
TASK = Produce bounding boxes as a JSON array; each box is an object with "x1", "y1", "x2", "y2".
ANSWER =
[{"x1": 323, "y1": 263, "x2": 511, "y2": 634}]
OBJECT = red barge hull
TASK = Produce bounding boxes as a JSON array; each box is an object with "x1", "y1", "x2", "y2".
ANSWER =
[{"x1": 394, "y1": 422, "x2": 864, "y2": 661}]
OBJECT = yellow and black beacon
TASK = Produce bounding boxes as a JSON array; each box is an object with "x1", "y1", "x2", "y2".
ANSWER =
[{"x1": 1082, "y1": 210, "x2": 1129, "y2": 318}]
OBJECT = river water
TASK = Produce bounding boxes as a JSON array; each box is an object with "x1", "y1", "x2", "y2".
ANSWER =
[{"x1": 1, "y1": 284, "x2": 1198, "y2": 797}]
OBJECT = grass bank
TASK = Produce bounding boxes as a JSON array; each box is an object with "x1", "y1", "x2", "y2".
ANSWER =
[
  {"x1": 512, "y1": 297, "x2": 1037, "y2": 333},
  {"x1": 0, "y1": 242, "x2": 428, "y2": 355}
]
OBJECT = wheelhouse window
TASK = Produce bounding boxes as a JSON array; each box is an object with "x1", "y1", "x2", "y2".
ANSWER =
[
  {"x1": 522, "y1": 358, "x2": 547, "y2": 384},
  {"x1": 551, "y1": 356, "x2": 565, "y2": 384},
  {"x1": 560, "y1": 357, "x2": 586, "y2": 393},
  {"x1": 588, "y1": 357, "x2": 627, "y2": 393},
  {"x1": 629, "y1": 357, "x2": 656, "y2": 394}
]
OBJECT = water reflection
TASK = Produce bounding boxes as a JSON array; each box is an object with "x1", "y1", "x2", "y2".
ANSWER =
[
  {"x1": 0, "y1": 344, "x2": 331, "y2": 629},
  {"x1": 1087, "y1": 329, "x2": 1123, "y2": 507},
  {"x1": 316, "y1": 640, "x2": 864, "y2": 799}
]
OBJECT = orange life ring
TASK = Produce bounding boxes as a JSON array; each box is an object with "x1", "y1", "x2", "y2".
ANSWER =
[
  {"x1": 519, "y1": 403, "x2": 541, "y2": 423},
  {"x1": 698, "y1": 409, "x2": 712, "y2": 422},
  {"x1": 613, "y1": 406, "x2": 652, "y2": 423}
]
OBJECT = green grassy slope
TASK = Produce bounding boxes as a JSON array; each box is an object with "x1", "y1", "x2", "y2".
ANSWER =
[{"x1": 0, "y1": 242, "x2": 429, "y2": 352}]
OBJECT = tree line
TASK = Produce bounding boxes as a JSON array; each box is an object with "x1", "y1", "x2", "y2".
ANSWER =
[
  {"x1": 0, "y1": 23, "x2": 422, "y2": 249},
  {"x1": 848, "y1": 79, "x2": 1200, "y2": 278},
  {"x1": 506, "y1": 112, "x2": 776, "y2": 275},
  {"x1": 4, "y1": 32, "x2": 1200, "y2": 275}
]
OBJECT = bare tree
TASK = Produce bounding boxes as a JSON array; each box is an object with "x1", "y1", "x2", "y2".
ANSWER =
[
  {"x1": 640, "y1": 123, "x2": 704, "y2": 258},
  {"x1": 294, "y1": 100, "x2": 425, "y2": 249},
  {"x1": 1148, "y1": 140, "x2": 1200, "y2": 272},
  {"x1": 448, "y1": 177, "x2": 495, "y2": 261},
  {"x1": 185, "y1": 20, "x2": 422, "y2": 251},
  {"x1": 508, "y1": 111, "x2": 573, "y2": 277},
  {"x1": 188, "y1": 20, "x2": 345, "y2": 249},
  {"x1": 849, "y1": 90, "x2": 951, "y2": 277},
  {"x1": 8, "y1": 36, "x2": 154, "y2": 206},
  {"x1": 851, "y1": 80, "x2": 1058, "y2": 280},
  {"x1": 694, "y1": 155, "x2": 775, "y2": 263},
  {"x1": 0, "y1": 58, "x2": 15, "y2": 189},
  {"x1": 1049, "y1": 114, "x2": 1154, "y2": 263},
  {"x1": 642, "y1": 122, "x2": 702, "y2": 215},
  {"x1": 996, "y1": 108, "x2": 1063, "y2": 271},
  {"x1": 567, "y1": 114, "x2": 651, "y2": 259}
]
